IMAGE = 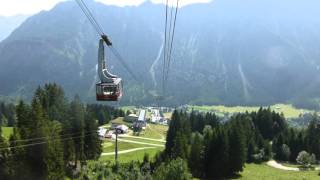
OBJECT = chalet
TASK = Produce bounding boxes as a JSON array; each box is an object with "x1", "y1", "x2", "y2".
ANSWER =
[
  {"x1": 116, "y1": 124, "x2": 129, "y2": 134},
  {"x1": 124, "y1": 113, "x2": 138, "y2": 122}
]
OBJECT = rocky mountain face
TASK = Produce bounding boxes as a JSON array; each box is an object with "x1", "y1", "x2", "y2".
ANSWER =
[
  {"x1": 0, "y1": 15, "x2": 29, "y2": 42},
  {"x1": 1, "y1": 0, "x2": 320, "y2": 107}
]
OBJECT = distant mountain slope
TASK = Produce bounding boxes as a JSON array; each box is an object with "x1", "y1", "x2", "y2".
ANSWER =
[
  {"x1": 1, "y1": 0, "x2": 320, "y2": 107},
  {"x1": 0, "y1": 15, "x2": 29, "y2": 42}
]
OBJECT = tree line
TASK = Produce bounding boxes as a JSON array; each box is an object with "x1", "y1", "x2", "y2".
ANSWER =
[
  {"x1": 159, "y1": 108, "x2": 287, "y2": 179},
  {"x1": 0, "y1": 83, "x2": 121, "y2": 179},
  {"x1": 273, "y1": 115, "x2": 320, "y2": 165}
]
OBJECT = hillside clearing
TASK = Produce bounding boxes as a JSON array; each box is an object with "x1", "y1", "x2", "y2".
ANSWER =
[{"x1": 234, "y1": 163, "x2": 320, "y2": 180}]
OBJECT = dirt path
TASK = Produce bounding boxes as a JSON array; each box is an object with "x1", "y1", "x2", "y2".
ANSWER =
[
  {"x1": 117, "y1": 138, "x2": 164, "y2": 147},
  {"x1": 267, "y1": 160, "x2": 320, "y2": 171},
  {"x1": 267, "y1": 160, "x2": 299, "y2": 171},
  {"x1": 101, "y1": 147, "x2": 157, "y2": 156},
  {"x1": 119, "y1": 134, "x2": 166, "y2": 142}
]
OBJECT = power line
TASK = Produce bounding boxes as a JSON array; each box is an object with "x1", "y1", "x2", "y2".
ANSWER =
[
  {"x1": 109, "y1": 47, "x2": 139, "y2": 81},
  {"x1": 165, "y1": 0, "x2": 180, "y2": 81},
  {"x1": 0, "y1": 131, "x2": 97, "y2": 150},
  {"x1": 161, "y1": 0, "x2": 180, "y2": 96},
  {"x1": 80, "y1": 0, "x2": 105, "y2": 34},
  {"x1": 165, "y1": 0, "x2": 175, "y2": 70},
  {"x1": 162, "y1": 0, "x2": 169, "y2": 95},
  {"x1": 0, "y1": 130, "x2": 92, "y2": 146},
  {"x1": 76, "y1": 0, "x2": 103, "y2": 35}
]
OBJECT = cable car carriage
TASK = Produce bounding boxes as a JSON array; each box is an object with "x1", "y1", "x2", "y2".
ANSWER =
[
  {"x1": 96, "y1": 38, "x2": 123, "y2": 101},
  {"x1": 96, "y1": 78, "x2": 122, "y2": 101}
]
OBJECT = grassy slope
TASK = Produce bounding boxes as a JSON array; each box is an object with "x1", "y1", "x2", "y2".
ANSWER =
[
  {"x1": 136, "y1": 124, "x2": 168, "y2": 139},
  {"x1": 102, "y1": 140, "x2": 150, "y2": 152},
  {"x1": 191, "y1": 104, "x2": 311, "y2": 119},
  {"x1": 99, "y1": 147, "x2": 163, "y2": 163},
  {"x1": 234, "y1": 163, "x2": 320, "y2": 180}
]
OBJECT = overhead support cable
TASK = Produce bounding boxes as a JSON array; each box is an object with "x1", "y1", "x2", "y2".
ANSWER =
[
  {"x1": 165, "y1": 0, "x2": 179, "y2": 81},
  {"x1": 162, "y1": 0, "x2": 169, "y2": 95},
  {"x1": 161, "y1": 0, "x2": 180, "y2": 96},
  {"x1": 75, "y1": 0, "x2": 140, "y2": 82}
]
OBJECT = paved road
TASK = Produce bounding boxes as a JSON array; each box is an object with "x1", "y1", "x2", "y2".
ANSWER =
[{"x1": 101, "y1": 147, "x2": 157, "y2": 156}]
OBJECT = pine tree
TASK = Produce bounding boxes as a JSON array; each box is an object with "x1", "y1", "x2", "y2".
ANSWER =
[
  {"x1": 8, "y1": 128, "x2": 28, "y2": 179},
  {"x1": 16, "y1": 100, "x2": 31, "y2": 139},
  {"x1": 228, "y1": 125, "x2": 246, "y2": 174},
  {"x1": 69, "y1": 95, "x2": 85, "y2": 167},
  {"x1": 165, "y1": 110, "x2": 180, "y2": 157},
  {"x1": 45, "y1": 121, "x2": 65, "y2": 180},
  {"x1": 97, "y1": 109, "x2": 106, "y2": 125},
  {"x1": 84, "y1": 112, "x2": 102, "y2": 160},
  {"x1": 206, "y1": 129, "x2": 229, "y2": 178},
  {"x1": 188, "y1": 132, "x2": 204, "y2": 178},
  {"x1": 172, "y1": 131, "x2": 189, "y2": 159},
  {"x1": 26, "y1": 98, "x2": 49, "y2": 179}
]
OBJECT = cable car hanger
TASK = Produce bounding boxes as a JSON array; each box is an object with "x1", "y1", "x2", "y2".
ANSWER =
[{"x1": 75, "y1": 0, "x2": 138, "y2": 101}]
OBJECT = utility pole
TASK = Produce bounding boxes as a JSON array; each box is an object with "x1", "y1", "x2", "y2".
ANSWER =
[{"x1": 115, "y1": 128, "x2": 118, "y2": 162}]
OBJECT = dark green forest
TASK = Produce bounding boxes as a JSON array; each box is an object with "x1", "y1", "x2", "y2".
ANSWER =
[{"x1": 0, "y1": 83, "x2": 123, "y2": 179}]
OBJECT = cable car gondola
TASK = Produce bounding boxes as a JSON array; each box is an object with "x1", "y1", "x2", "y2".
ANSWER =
[{"x1": 96, "y1": 38, "x2": 123, "y2": 101}]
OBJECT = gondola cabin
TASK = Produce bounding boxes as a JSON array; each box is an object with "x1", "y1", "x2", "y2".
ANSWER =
[{"x1": 96, "y1": 78, "x2": 123, "y2": 101}]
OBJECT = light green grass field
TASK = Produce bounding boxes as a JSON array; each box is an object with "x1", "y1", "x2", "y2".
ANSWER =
[
  {"x1": 102, "y1": 140, "x2": 152, "y2": 152},
  {"x1": 121, "y1": 106, "x2": 137, "y2": 112},
  {"x1": 99, "y1": 147, "x2": 163, "y2": 163},
  {"x1": 110, "y1": 117, "x2": 126, "y2": 124},
  {"x1": 1, "y1": 127, "x2": 13, "y2": 139},
  {"x1": 191, "y1": 104, "x2": 311, "y2": 119},
  {"x1": 137, "y1": 124, "x2": 168, "y2": 139},
  {"x1": 234, "y1": 163, "x2": 320, "y2": 180}
]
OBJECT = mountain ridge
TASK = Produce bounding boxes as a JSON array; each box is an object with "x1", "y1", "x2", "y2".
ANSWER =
[{"x1": 1, "y1": 0, "x2": 320, "y2": 108}]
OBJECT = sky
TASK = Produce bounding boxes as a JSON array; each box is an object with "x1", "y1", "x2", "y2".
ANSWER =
[{"x1": 0, "y1": 0, "x2": 211, "y2": 16}]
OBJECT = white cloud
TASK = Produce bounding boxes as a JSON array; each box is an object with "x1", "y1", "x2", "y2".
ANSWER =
[
  {"x1": 95, "y1": 0, "x2": 145, "y2": 7},
  {"x1": 151, "y1": 0, "x2": 211, "y2": 7},
  {"x1": 0, "y1": 0, "x2": 211, "y2": 16},
  {"x1": 0, "y1": 0, "x2": 69, "y2": 16}
]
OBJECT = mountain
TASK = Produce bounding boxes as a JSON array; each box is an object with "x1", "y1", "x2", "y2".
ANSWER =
[
  {"x1": 0, "y1": 15, "x2": 29, "y2": 42},
  {"x1": 1, "y1": 0, "x2": 320, "y2": 107}
]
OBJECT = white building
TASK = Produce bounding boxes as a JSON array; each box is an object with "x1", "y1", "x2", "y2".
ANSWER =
[
  {"x1": 98, "y1": 127, "x2": 107, "y2": 137},
  {"x1": 116, "y1": 124, "x2": 129, "y2": 134}
]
